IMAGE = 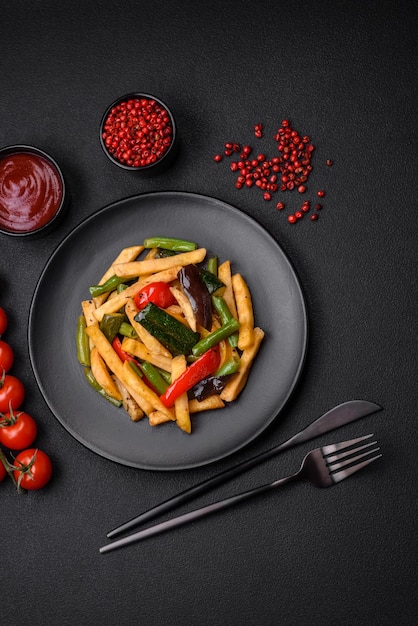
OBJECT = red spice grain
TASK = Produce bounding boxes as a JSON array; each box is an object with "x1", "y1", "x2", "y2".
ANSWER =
[
  {"x1": 102, "y1": 97, "x2": 173, "y2": 168},
  {"x1": 213, "y1": 119, "x2": 331, "y2": 225},
  {"x1": 310, "y1": 214, "x2": 319, "y2": 221}
]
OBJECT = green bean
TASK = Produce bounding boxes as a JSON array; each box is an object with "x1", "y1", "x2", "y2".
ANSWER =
[
  {"x1": 207, "y1": 256, "x2": 218, "y2": 275},
  {"x1": 140, "y1": 361, "x2": 169, "y2": 395},
  {"x1": 84, "y1": 368, "x2": 122, "y2": 407},
  {"x1": 89, "y1": 274, "x2": 123, "y2": 297},
  {"x1": 76, "y1": 315, "x2": 90, "y2": 366},
  {"x1": 212, "y1": 295, "x2": 239, "y2": 347},
  {"x1": 128, "y1": 360, "x2": 143, "y2": 379},
  {"x1": 154, "y1": 366, "x2": 172, "y2": 384},
  {"x1": 216, "y1": 356, "x2": 241, "y2": 377},
  {"x1": 143, "y1": 236, "x2": 197, "y2": 252},
  {"x1": 119, "y1": 322, "x2": 137, "y2": 338},
  {"x1": 192, "y1": 318, "x2": 240, "y2": 357}
]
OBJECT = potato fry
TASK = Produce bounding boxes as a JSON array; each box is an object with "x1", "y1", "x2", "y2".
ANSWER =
[
  {"x1": 125, "y1": 298, "x2": 172, "y2": 357},
  {"x1": 85, "y1": 325, "x2": 125, "y2": 378},
  {"x1": 218, "y1": 260, "x2": 238, "y2": 318},
  {"x1": 148, "y1": 410, "x2": 175, "y2": 426},
  {"x1": 81, "y1": 299, "x2": 98, "y2": 350},
  {"x1": 93, "y1": 245, "x2": 144, "y2": 307},
  {"x1": 171, "y1": 355, "x2": 191, "y2": 433},
  {"x1": 169, "y1": 286, "x2": 197, "y2": 331},
  {"x1": 189, "y1": 395, "x2": 225, "y2": 413},
  {"x1": 112, "y1": 375, "x2": 144, "y2": 421},
  {"x1": 81, "y1": 300, "x2": 97, "y2": 326},
  {"x1": 121, "y1": 336, "x2": 173, "y2": 372},
  {"x1": 85, "y1": 325, "x2": 154, "y2": 416},
  {"x1": 112, "y1": 248, "x2": 206, "y2": 279},
  {"x1": 232, "y1": 273, "x2": 255, "y2": 350},
  {"x1": 90, "y1": 347, "x2": 123, "y2": 401},
  {"x1": 93, "y1": 266, "x2": 181, "y2": 322},
  {"x1": 220, "y1": 327, "x2": 264, "y2": 402}
]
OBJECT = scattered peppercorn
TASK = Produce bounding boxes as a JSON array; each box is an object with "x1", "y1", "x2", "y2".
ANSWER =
[{"x1": 213, "y1": 119, "x2": 331, "y2": 225}]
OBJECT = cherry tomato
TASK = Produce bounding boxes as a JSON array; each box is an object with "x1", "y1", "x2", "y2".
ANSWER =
[
  {"x1": 0, "y1": 340, "x2": 14, "y2": 373},
  {"x1": 134, "y1": 282, "x2": 177, "y2": 311},
  {"x1": 0, "y1": 374, "x2": 25, "y2": 413},
  {"x1": 0, "y1": 307, "x2": 7, "y2": 336},
  {"x1": 0, "y1": 458, "x2": 6, "y2": 482},
  {"x1": 13, "y1": 448, "x2": 52, "y2": 490},
  {"x1": 0, "y1": 410, "x2": 37, "y2": 450}
]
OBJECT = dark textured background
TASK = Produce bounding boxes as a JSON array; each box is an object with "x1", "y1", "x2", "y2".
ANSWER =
[{"x1": 1, "y1": 1, "x2": 417, "y2": 624}]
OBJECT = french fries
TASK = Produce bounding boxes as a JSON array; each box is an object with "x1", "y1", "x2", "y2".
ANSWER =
[
  {"x1": 77, "y1": 238, "x2": 265, "y2": 434},
  {"x1": 90, "y1": 347, "x2": 122, "y2": 401},
  {"x1": 93, "y1": 266, "x2": 181, "y2": 322},
  {"x1": 232, "y1": 273, "x2": 255, "y2": 350},
  {"x1": 93, "y1": 245, "x2": 144, "y2": 307},
  {"x1": 112, "y1": 248, "x2": 207, "y2": 279},
  {"x1": 171, "y1": 355, "x2": 191, "y2": 433}
]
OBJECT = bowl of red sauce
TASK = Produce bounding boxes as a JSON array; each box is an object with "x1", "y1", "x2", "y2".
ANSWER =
[
  {"x1": 0, "y1": 145, "x2": 67, "y2": 238},
  {"x1": 100, "y1": 93, "x2": 177, "y2": 174}
]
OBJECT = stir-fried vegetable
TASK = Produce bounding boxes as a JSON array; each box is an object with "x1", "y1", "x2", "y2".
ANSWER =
[{"x1": 77, "y1": 236, "x2": 265, "y2": 434}]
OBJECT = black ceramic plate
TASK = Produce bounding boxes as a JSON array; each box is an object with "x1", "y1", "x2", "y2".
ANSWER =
[{"x1": 28, "y1": 192, "x2": 307, "y2": 470}]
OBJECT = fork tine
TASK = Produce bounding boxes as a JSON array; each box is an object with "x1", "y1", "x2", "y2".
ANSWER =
[
  {"x1": 325, "y1": 440, "x2": 378, "y2": 464},
  {"x1": 330, "y1": 452, "x2": 382, "y2": 483},
  {"x1": 328, "y1": 445, "x2": 380, "y2": 472},
  {"x1": 321, "y1": 434, "x2": 374, "y2": 456}
]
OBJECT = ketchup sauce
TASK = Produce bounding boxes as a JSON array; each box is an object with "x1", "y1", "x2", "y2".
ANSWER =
[{"x1": 0, "y1": 150, "x2": 63, "y2": 233}]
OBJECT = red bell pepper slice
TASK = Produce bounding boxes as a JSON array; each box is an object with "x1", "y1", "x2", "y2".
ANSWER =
[
  {"x1": 134, "y1": 282, "x2": 177, "y2": 311},
  {"x1": 160, "y1": 347, "x2": 221, "y2": 408}
]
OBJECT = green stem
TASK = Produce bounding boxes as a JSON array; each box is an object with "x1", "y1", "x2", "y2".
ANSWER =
[{"x1": 0, "y1": 446, "x2": 25, "y2": 494}]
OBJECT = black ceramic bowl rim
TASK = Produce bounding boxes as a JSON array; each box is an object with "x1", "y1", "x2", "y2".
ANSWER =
[
  {"x1": 0, "y1": 144, "x2": 67, "y2": 238},
  {"x1": 99, "y1": 92, "x2": 177, "y2": 171}
]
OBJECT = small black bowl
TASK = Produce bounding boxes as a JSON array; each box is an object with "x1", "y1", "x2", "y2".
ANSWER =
[
  {"x1": 99, "y1": 92, "x2": 177, "y2": 175},
  {"x1": 0, "y1": 145, "x2": 67, "y2": 238}
]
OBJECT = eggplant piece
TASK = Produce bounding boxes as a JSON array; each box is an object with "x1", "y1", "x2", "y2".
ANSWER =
[
  {"x1": 178, "y1": 264, "x2": 212, "y2": 330},
  {"x1": 189, "y1": 375, "x2": 231, "y2": 402}
]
